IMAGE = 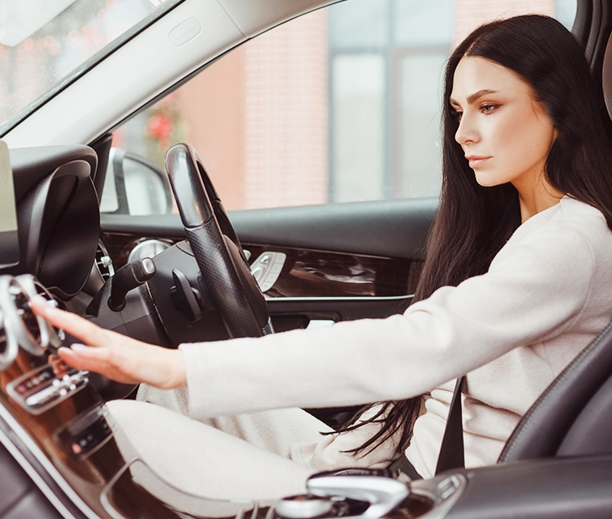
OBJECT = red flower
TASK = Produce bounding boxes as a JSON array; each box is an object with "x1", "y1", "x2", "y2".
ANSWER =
[{"x1": 146, "y1": 113, "x2": 173, "y2": 149}]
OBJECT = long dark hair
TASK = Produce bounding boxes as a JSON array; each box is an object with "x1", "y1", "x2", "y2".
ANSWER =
[{"x1": 332, "y1": 14, "x2": 612, "y2": 459}]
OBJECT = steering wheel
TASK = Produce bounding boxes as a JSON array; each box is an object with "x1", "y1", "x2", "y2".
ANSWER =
[{"x1": 165, "y1": 143, "x2": 271, "y2": 338}]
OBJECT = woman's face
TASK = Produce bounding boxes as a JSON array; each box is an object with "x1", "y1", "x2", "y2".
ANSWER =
[{"x1": 450, "y1": 56, "x2": 557, "y2": 194}]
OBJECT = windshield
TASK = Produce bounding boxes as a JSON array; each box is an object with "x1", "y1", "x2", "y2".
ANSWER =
[{"x1": 0, "y1": 0, "x2": 181, "y2": 134}]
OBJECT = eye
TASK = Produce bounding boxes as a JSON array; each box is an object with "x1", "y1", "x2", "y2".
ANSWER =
[
  {"x1": 480, "y1": 104, "x2": 499, "y2": 114},
  {"x1": 451, "y1": 108, "x2": 463, "y2": 121}
]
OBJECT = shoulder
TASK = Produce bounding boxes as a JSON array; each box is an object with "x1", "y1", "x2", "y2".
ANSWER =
[
  {"x1": 499, "y1": 198, "x2": 612, "y2": 266},
  {"x1": 555, "y1": 197, "x2": 609, "y2": 233},
  {"x1": 484, "y1": 199, "x2": 612, "y2": 297}
]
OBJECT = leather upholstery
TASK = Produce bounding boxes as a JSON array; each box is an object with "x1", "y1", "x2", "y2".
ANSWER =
[{"x1": 499, "y1": 319, "x2": 612, "y2": 461}]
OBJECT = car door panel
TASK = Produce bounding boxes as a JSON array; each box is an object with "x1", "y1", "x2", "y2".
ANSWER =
[{"x1": 100, "y1": 198, "x2": 436, "y2": 330}]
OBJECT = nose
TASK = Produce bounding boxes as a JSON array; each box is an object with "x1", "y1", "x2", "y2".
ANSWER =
[{"x1": 454, "y1": 112, "x2": 479, "y2": 145}]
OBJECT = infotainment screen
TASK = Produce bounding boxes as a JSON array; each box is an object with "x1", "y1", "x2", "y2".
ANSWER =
[{"x1": 0, "y1": 140, "x2": 19, "y2": 267}]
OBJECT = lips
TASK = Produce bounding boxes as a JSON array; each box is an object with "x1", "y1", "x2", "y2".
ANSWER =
[{"x1": 465, "y1": 155, "x2": 491, "y2": 168}]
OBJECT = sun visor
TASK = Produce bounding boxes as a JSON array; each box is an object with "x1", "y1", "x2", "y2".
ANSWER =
[{"x1": 0, "y1": 141, "x2": 20, "y2": 268}]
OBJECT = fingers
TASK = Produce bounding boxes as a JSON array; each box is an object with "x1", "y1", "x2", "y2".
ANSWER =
[
  {"x1": 58, "y1": 344, "x2": 108, "y2": 370},
  {"x1": 30, "y1": 298, "x2": 186, "y2": 389},
  {"x1": 58, "y1": 343, "x2": 185, "y2": 388},
  {"x1": 58, "y1": 345, "x2": 140, "y2": 385},
  {"x1": 30, "y1": 298, "x2": 110, "y2": 347}
]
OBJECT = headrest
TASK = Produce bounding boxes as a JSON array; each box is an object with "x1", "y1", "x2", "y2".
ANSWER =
[{"x1": 604, "y1": 33, "x2": 612, "y2": 120}]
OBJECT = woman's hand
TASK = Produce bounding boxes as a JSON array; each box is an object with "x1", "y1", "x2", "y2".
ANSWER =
[{"x1": 30, "y1": 298, "x2": 186, "y2": 389}]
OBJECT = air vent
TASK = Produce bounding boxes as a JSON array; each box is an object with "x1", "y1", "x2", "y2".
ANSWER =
[{"x1": 95, "y1": 241, "x2": 115, "y2": 281}]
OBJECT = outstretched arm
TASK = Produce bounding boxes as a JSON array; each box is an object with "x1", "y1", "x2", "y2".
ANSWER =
[{"x1": 30, "y1": 298, "x2": 186, "y2": 389}]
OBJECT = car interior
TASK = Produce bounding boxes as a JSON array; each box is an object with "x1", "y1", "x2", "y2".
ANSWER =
[{"x1": 0, "y1": 0, "x2": 612, "y2": 518}]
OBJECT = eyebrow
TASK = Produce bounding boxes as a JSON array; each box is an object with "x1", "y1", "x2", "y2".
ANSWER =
[{"x1": 450, "y1": 89, "x2": 499, "y2": 107}]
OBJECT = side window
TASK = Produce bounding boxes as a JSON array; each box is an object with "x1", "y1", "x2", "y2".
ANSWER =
[
  {"x1": 103, "y1": 0, "x2": 577, "y2": 214},
  {"x1": 329, "y1": 0, "x2": 452, "y2": 202}
]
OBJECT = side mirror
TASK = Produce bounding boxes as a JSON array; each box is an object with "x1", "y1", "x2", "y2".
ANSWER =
[{"x1": 100, "y1": 148, "x2": 173, "y2": 215}]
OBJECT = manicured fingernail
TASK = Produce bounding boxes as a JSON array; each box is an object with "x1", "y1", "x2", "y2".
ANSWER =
[
  {"x1": 70, "y1": 343, "x2": 89, "y2": 351},
  {"x1": 31, "y1": 295, "x2": 47, "y2": 305}
]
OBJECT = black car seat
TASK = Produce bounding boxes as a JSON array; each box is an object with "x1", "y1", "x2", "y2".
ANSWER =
[{"x1": 499, "y1": 318, "x2": 612, "y2": 461}]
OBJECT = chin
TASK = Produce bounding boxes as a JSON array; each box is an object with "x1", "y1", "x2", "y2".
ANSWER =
[{"x1": 473, "y1": 172, "x2": 505, "y2": 188}]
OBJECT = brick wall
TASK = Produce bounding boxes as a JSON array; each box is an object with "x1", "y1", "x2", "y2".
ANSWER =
[
  {"x1": 177, "y1": 47, "x2": 247, "y2": 210},
  {"x1": 243, "y1": 10, "x2": 328, "y2": 209},
  {"x1": 178, "y1": 9, "x2": 328, "y2": 211}
]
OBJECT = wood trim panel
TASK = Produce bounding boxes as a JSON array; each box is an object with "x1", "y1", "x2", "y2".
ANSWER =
[
  {"x1": 101, "y1": 233, "x2": 421, "y2": 298},
  {"x1": 244, "y1": 244, "x2": 418, "y2": 298}
]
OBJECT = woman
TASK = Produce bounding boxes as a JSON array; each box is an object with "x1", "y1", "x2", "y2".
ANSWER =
[{"x1": 33, "y1": 14, "x2": 612, "y2": 500}]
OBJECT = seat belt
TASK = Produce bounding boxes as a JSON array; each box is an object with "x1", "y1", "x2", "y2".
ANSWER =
[
  {"x1": 391, "y1": 375, "x2": 466, "y2": 479},
  {"x1": 434, "y1": 376, "x2": 466, "y2": 474}
]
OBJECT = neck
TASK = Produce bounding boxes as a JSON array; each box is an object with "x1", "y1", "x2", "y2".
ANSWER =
[{"x1": 517, "y1": 184, "x2": 565, "y2": 222}]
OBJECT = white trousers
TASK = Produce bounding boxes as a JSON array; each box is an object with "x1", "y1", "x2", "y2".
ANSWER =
[{"x1": 106, "y1": 384, "x2": 334, "y2": 501}]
